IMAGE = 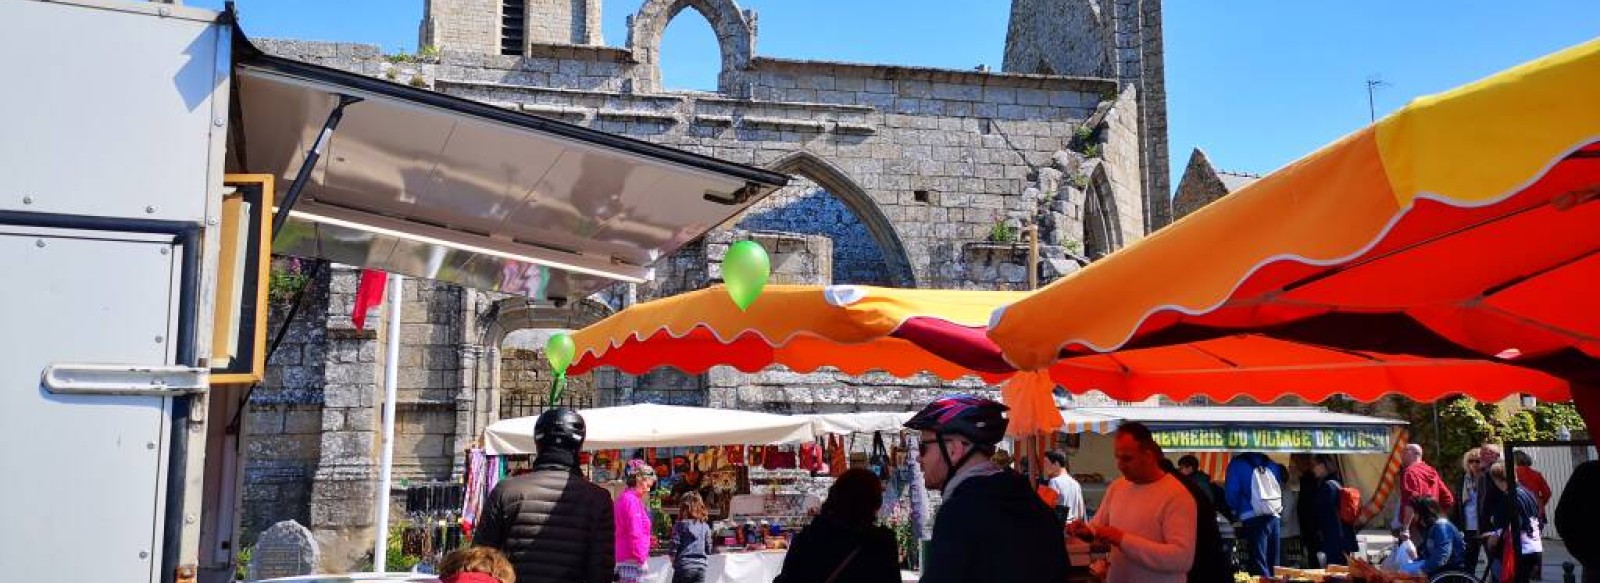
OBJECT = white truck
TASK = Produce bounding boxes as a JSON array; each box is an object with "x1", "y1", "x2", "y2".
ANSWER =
[{"x1": 0, "y1": 1, "x2": 787, "y2": 581}]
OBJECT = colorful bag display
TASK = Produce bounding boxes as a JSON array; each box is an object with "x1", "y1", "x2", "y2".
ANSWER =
[{"x1": 829, "y1": 435, "x2": 848, "y2": 477}]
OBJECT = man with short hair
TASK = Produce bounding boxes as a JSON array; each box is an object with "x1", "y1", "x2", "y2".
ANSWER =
[
  {"x1": 1397, "y1": 444, "x2": 1455, "y2": 539},
  {"x1": 475, "y1": 408, "x2": 614, "y2": 583},
  {"x1": 1176, "y1": 455, "x2": 1222, "y2": 511},
  {"x1": 1044, "y1": 450, "x2": 1086, "y2": 523},
  {"x1": 1069, "y1": 422, "x2": 1198, "y2": 583},
  {"x1": 906, "y1": 395, "x2": 1069, "y2": 583},
  {"x1": 1225, "y1": 451, "x2": 1287, "y2": 577}
]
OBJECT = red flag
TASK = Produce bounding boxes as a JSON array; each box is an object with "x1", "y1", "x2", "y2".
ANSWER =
[
  {"x1": 351, "y1": 269, "x2": 387, "y2": 329},
  {"x1": 1500, "y1": 526, "x2": 1517, "y2": 583}
]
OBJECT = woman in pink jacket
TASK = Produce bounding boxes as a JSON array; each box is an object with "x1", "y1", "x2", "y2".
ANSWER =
[{"x1": 615, "y1": 459, "x2": 657, "y2": 583}]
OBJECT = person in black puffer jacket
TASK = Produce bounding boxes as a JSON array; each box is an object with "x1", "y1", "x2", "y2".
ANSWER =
[
  {"x1": 474, "y1": 408, "x2": 614, "y2": 583},
  {"x1": 905, "y1": 396, "x2": 1069, "y2": 583}
]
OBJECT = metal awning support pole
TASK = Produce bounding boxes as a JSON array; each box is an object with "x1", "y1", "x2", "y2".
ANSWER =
[
  {"x1": 272, "y1": 94, "x2": 362, "y2": 238},
  {"x1": 373, "y1": 273, "x2": 403, "y2": 572}
]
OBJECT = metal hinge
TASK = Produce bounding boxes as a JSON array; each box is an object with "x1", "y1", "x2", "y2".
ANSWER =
[{"x1": 42, "y1": 364, "x2": 208, "y2": 396}]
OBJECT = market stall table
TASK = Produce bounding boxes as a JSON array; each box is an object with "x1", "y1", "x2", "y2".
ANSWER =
[{"x1": 643, "y1": 551, "x2": 787, "y2": 583}]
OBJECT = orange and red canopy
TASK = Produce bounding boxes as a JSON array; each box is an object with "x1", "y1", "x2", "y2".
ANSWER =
[{"x1": 989, "y1": 38, "x2": 1599, "y2": 404}]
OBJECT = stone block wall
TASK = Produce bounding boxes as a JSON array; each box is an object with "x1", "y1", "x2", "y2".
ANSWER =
[
  {"x1": 240, "y1": 264, "x2": 330, "y2": 546},
  {"x1": 707, "y1": 368, "x2": 998, "y2": 414},
  {"x1": 1101, "y1": 86, "x2": 1146, "y2": 246},
  {"x1": 1003, "y1": 0, "x2": 1114, "y2": 77},
  {"x1": 500, "y1": 347, "x2": 595, "y2": 399},
  {"x1": 255, "y1": 38, "x2": 1124, "y2": 292},
  {"x1": 421, "y1": 0, "x2": 500, "y2": 55},
  {"x1": 307, "y1": 266, "x2": 383, "y2": 571},
  {"x1": 1001, "y1": 0, "x2": 1169, "y2": 232},
  {"x1": 525, "y1": 0, "x2": 601, "y2": 46}
]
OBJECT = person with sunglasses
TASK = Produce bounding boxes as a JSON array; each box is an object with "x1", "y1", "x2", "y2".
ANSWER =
[
  {"x1": 1455, "y1": 449, "x2": 1485, "y2": 574},
  {"x1": 905, "y1": 395, "x2": 1069, "y2": 583}
]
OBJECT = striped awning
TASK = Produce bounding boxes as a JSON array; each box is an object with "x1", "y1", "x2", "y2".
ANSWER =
[{"x1": 1058, "y1": 408, "x2": 1121, "y2": 434}]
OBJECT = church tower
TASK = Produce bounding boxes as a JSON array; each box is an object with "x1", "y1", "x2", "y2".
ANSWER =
[
  {"x1": 1004, "y1": 0, "x2": 1171, "y2": 231},
  {"x1": 421, "y1": 0, "x2": 603, "y2": 56}
]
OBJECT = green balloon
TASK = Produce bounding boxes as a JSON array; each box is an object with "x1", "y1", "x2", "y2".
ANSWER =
[
  {"x1": 546, "y1": 333, "x2": 576, "y2": 372},
  {"x1": 723, "y1": 240, "x2": 770, "y2": 311}
]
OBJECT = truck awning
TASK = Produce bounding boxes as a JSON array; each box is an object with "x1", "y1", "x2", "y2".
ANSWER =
[{"x1": 231, "y1": 38, "x2": 787, "y2": 301}]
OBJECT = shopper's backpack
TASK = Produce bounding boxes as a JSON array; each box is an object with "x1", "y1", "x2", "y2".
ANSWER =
[
  {"x1": 1337, "y1": 484, "x2": 1362, "y2": 525},
  {"x1": 1249, "y1": 461, "x2": 1284, "y2": 517}
]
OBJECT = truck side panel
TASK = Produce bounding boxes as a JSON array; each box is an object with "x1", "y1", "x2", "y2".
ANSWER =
[
  {"x1": 0, "y1": 230, "x2": 180, "y2": 582},
  {"x1": 0, "y1": 0, "x2": 222, "y2": 223}
]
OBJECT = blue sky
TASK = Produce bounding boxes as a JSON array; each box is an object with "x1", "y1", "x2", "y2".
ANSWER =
[{"x1": 203, "y1": 0, "x2": 1597, "y2": 192}]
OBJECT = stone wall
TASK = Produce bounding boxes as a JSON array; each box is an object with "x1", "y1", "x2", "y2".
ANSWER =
[
  {"x1": 1173, "y1": 148, "x2": 1229, "y2": 220},
  {"x1": 1003, "y1": 0, "x2": 1113, "y2": 77},
  {"x1": 1100, "y1": 85, "x2": 1145, "y2": 247},
  {"x1": 500, "y1": 347, "x2": 595, "y2": 399},
  {"x1": 257, "y1": 38, "x2": 1122, "y2": 293},
  {"x1": 735, "y1": 176, "x2": 882, "y2": 285},
  {"x1": 1001, "y1": 0, "x2": 1169, "y2": 232},
  {"x1": 420, "y1": 0, "x2": 499, "y2": 55},
  {"x1": 305, "y1": 266, "x2": 382, "y2": 570},
  {"x1": 247, "y1": 266, "x2": 476, "y2": 570},
  {"x1": 239, "y1": 262, "x2": 329, "y2": 546},
  {"x1": 525, "y1": 0, "x2": 602, "y2": 46}
]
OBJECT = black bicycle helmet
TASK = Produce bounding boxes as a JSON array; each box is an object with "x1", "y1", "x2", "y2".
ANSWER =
[
  {"x1": 904, "y1": 395, "x2": 1009, "y2": 446},
  {"x1": 534, "y1": 407, "x2": 587, "y2": 453}
]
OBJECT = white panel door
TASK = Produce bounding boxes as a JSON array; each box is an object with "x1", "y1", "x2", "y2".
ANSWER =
[{"x1": 0, "y1": 232, "x2": 178, "y2": 583}]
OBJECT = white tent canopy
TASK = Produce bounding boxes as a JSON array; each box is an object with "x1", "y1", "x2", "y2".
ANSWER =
[
  {"x1": 484, "y1": 406, "x2": 917, "y2": 455},
  {"x1": 484, "y1": 404, "x2": 816, "y2": 455},
  {"x1": 799, "y1": 411, "x2": 913, "y2": 435}
]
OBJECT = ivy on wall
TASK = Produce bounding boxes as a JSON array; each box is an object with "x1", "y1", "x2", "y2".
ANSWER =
[{"x1": 1328, "y1": 395, "x2": 1585, "y2": 488}]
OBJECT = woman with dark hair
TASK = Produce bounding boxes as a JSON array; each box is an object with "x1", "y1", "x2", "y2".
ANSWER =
[
  {"x1": 1399, "y1": 496, "x2": 1466, "y2": 577},
  {"x1": 776, "y1": 469, "x2": 902, "y2": 583},
  {"x1": 1309, "y1": 455, "x2": 1359, "y2": 566}
]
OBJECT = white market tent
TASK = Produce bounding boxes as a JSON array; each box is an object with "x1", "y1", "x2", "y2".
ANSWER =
[
  {"x1": 485, "y1": 404, "x2": 815, "y2": 454},
  {"x1": 484, "y1": 405, "x2": 915, "y2": 455},
  {"x1": 798, "y1": 411, "x2": 913, "y2": 435}
]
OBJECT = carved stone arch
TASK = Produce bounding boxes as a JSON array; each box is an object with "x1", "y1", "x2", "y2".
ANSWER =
[
  {"x1": 765, "y1": 151, "x2": 917, "y2": 287},
  {"x1": 475, "y1": 297, "x2": 616, "y2": 420},
  {"x1": 1083, "y1": 161, "x2": 1123, "y2": 259},
  {"x1": 628, "y1": 0, "x2": 755, "y2": 94},
  {"x1": 481, "y1": 297, "x2": 614, "y2": 349}
]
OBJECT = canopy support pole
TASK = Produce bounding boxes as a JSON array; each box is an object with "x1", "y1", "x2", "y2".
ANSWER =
[
  {"x1": 272, "y1": 94, "x2": 362, "y2": 238},
  {"x1": 1572, "y1": 384, "x2": 1600, "y2": 441},
  {"x1": 373, "y1": 273, "x2": 403, "y2": 572}
]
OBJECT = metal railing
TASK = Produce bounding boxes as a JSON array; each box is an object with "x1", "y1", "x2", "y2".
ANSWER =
[{"x1": 499, "y1": 392, "x2": 594, "y2": 419}]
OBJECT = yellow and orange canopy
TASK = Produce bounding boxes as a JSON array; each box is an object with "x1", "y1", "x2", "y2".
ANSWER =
[
  {"x1": 569, "y1": 285, "x2": 1027, "y2": 380},
  {"x1": 988, "y1": 38, "x2": 1599, "y2": 403}
]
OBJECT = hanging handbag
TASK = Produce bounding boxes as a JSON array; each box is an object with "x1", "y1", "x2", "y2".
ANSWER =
[
  {"x1": 829, "y1": 435, "x2": 848, "y2": 477},
  {"x1": 800, "y1": 441, "x2": 823, "y2": 473},
  {"x1": 764, "y1": 445, "x2": 797, "y2": 470},
  {"x1": 869, "y1": 431, "x2": 891, "y2": 481}
]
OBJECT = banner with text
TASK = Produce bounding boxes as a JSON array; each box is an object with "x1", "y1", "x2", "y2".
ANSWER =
[{"x1": 1151, "y1": 425, "x2": 1393, "y2": 453}]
